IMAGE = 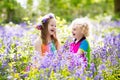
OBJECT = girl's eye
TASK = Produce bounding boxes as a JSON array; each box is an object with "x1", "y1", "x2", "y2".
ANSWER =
[
  {"x1": 73, "y1": 28, "x2": 76, "y2": 31},
  {"x1": 51, "y1": 25, "x2": 54, "y2": 26},
  {"x1": 51, "y1": 25, "x2": 56, "y2": 27}
]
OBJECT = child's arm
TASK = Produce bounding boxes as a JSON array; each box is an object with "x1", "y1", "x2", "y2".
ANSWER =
[
  {"x1": 34, "y1": 38, "x2": 42, "y2": 53},
  {"x1": 77, "y1": 49, "x2": 84, "y2": 54},
  {"x1": 77, "y1": 40, "x2": 88, "y2": 55},
  {"x1": 52, "y1": 30, "x2": 60, "y2": 50}
]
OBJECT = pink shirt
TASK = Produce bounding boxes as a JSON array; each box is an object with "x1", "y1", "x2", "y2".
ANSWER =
[
  {"x1": 70, "y1": 37, "x2": 86, "y2": 53},
  {"x1": 70, "y1": 41, "x2": 81, "y2": 53}
]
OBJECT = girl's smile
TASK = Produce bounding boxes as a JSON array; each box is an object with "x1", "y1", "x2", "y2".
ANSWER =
[{"x1": 72, "y1": 33, "x2": 75, "y2": 36}]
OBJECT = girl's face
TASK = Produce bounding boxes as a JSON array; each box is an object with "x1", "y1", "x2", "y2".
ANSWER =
[
  {"x1": 72, "y1": 24, "x2": 83, "y2": 40},
  {"x1": 48, "y1": 18, "x2": 56, "y2": 36}
]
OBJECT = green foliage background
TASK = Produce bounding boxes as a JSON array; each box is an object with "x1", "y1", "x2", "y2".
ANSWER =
[{"x1": 0, "y1": 0, "x2": 116, "y2": 24}]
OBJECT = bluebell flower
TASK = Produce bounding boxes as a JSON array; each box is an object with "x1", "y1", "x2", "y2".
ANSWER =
[
  {"x1": 1, "y1": 61, "x2": 8, "y2": 68},
  {"x1": 94, "y1": 74, "x2": 104, "y2": 80},
  {"x1": 98, "y1": 64, "x2": 106, "y2": 74},
  {"x1": 22, "y1": 73, "x2": 28, "y2": 78}
]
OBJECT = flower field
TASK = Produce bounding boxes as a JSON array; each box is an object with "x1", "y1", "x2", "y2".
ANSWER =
[{"x1": 0, "y1": 17, "x2": 120, "y2": 80}]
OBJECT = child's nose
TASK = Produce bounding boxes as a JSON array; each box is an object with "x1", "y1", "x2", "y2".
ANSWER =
[
  {"x1": 54, "y1": 27, "x2": 56, "y2": 30},
  {"x1": 72, "y1": 30, "x2": 74, "y2": 33},
  {"x1": 54, "y1": 27, "x2": 56, "y2": 29}
]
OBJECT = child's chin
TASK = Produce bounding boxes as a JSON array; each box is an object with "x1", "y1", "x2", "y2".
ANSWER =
[
  {"x1": 73, "y1": 37, "x2": 77, "y2": 39},
  {"x1": 50, "y1": 34, "x2": 54, "y2": 36},
  {"x1": 72, "y1": 35, "x2": 75, "y2": 38}
]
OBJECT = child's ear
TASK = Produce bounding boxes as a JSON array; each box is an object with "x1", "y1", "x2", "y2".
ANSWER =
[
  {"x1": 82, "y1": 23, "x2": 89, "y2": 36},
  {"x1": 82, "y1": 23, "x2": 88, "y2": 30},
  {"x1": 83, "y1": 23, "x2": 88, "y2": 27}
]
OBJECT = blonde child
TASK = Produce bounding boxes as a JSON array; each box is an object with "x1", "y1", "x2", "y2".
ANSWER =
[
  {"x1": 35, "y1": 13, "x2": 60, "y2": 56},
  {"x1": 69, "y1": 18, "x2": 91, "y2": 68}
]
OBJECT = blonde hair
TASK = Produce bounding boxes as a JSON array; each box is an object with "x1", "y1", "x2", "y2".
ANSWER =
[{"x1": 70, "y1": 18, "x2": 90, "y2": 37}]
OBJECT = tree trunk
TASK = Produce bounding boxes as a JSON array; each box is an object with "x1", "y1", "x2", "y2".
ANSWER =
[
  {"x1": 6, "y1": 9, "x2": 14, "y2": 23},
  {"x1": 114, "y1": 0, "x2": 120, "y2": 14}
]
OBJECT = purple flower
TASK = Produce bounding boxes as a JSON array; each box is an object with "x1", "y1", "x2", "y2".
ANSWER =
[
  {"x1": 81, "y1": 76, "x2": 87, "y2": 80},
  {"x1": 41, "y1": 13, "x2": 54, "y2": 24},
  {"x1": 22, "y1": 73, "x2": 28, "y2": 78},
  {"x1": 86, "y1": 71, "x2": 94, "y2": 78},
  {"x1": 1, "y1": 61, "x2": 8, "y2": 68},
  {"x1": 90, "y1": 63, "x2": 96, "y2": 72},
  {"x1": 36, "y1": 24, "x2": 42, "y2": 30},
  {"x1": 40, "y1": 55, "x2": 52, "y2": 68},
  {"x1": 118, "y1": 52, "x2": 120, "y2": 58},
  {"x1": 49, "y1": 15, "x2": 54, "y2": 18},
  {"x1": 68, "y1": 65, "x2": 74, "y2": 71},
  {"x1": 42, "y1": 18, "x2": 48, "y2": 23},
  {"x1": 0, "y1": 43, "x2": 2, "y2": 48},
  {"x1": 94, "y1": 74, "x2": 104, "y2": 80},
  {"x1": 19, "y1": 22, "x2": 27, "y2": 27},
  {"x1": 13, "y1": 54, "x2": 17, "y2": 61},
  {"x1": 13, "y1": 67, "x2": 17, "y2": 73},
  {"x1": 108, "y1": 55, "x2": 118, "y2": 66},
  {"x1": 75, "y1": 68, "x2": 84, "y2": 77},
  {"x1": 98, "y1": 64, "x2": 106, "y2": 74}
]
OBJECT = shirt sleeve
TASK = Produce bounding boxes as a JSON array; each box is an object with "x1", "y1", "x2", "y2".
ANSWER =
[{"x1": 79, "y1": 40, "x2": 88, "y2": 52}]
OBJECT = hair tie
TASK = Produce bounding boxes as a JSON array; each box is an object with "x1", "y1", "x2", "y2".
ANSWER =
[{"x1": 36, "y1": 24, "x2": 42, "y2": 30}]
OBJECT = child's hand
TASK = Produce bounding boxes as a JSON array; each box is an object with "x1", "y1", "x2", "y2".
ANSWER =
[
  {"x1": 77, "y1": 49, "x2": 84, "y2": 54},
  {"x1": 76, "y1": 49, "x2": 85, "y2": 58},
  {"x1": 52, "y1": 28, "x2": 57, "y2": 39}
]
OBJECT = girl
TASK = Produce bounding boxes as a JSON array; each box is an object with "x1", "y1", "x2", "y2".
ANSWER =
[
  {"x1": 35, "y1": 13, "x2": 60, "y2": 56},
  {"x1": 69, "y1": 18, "x2": 91, "y2": 68}
]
